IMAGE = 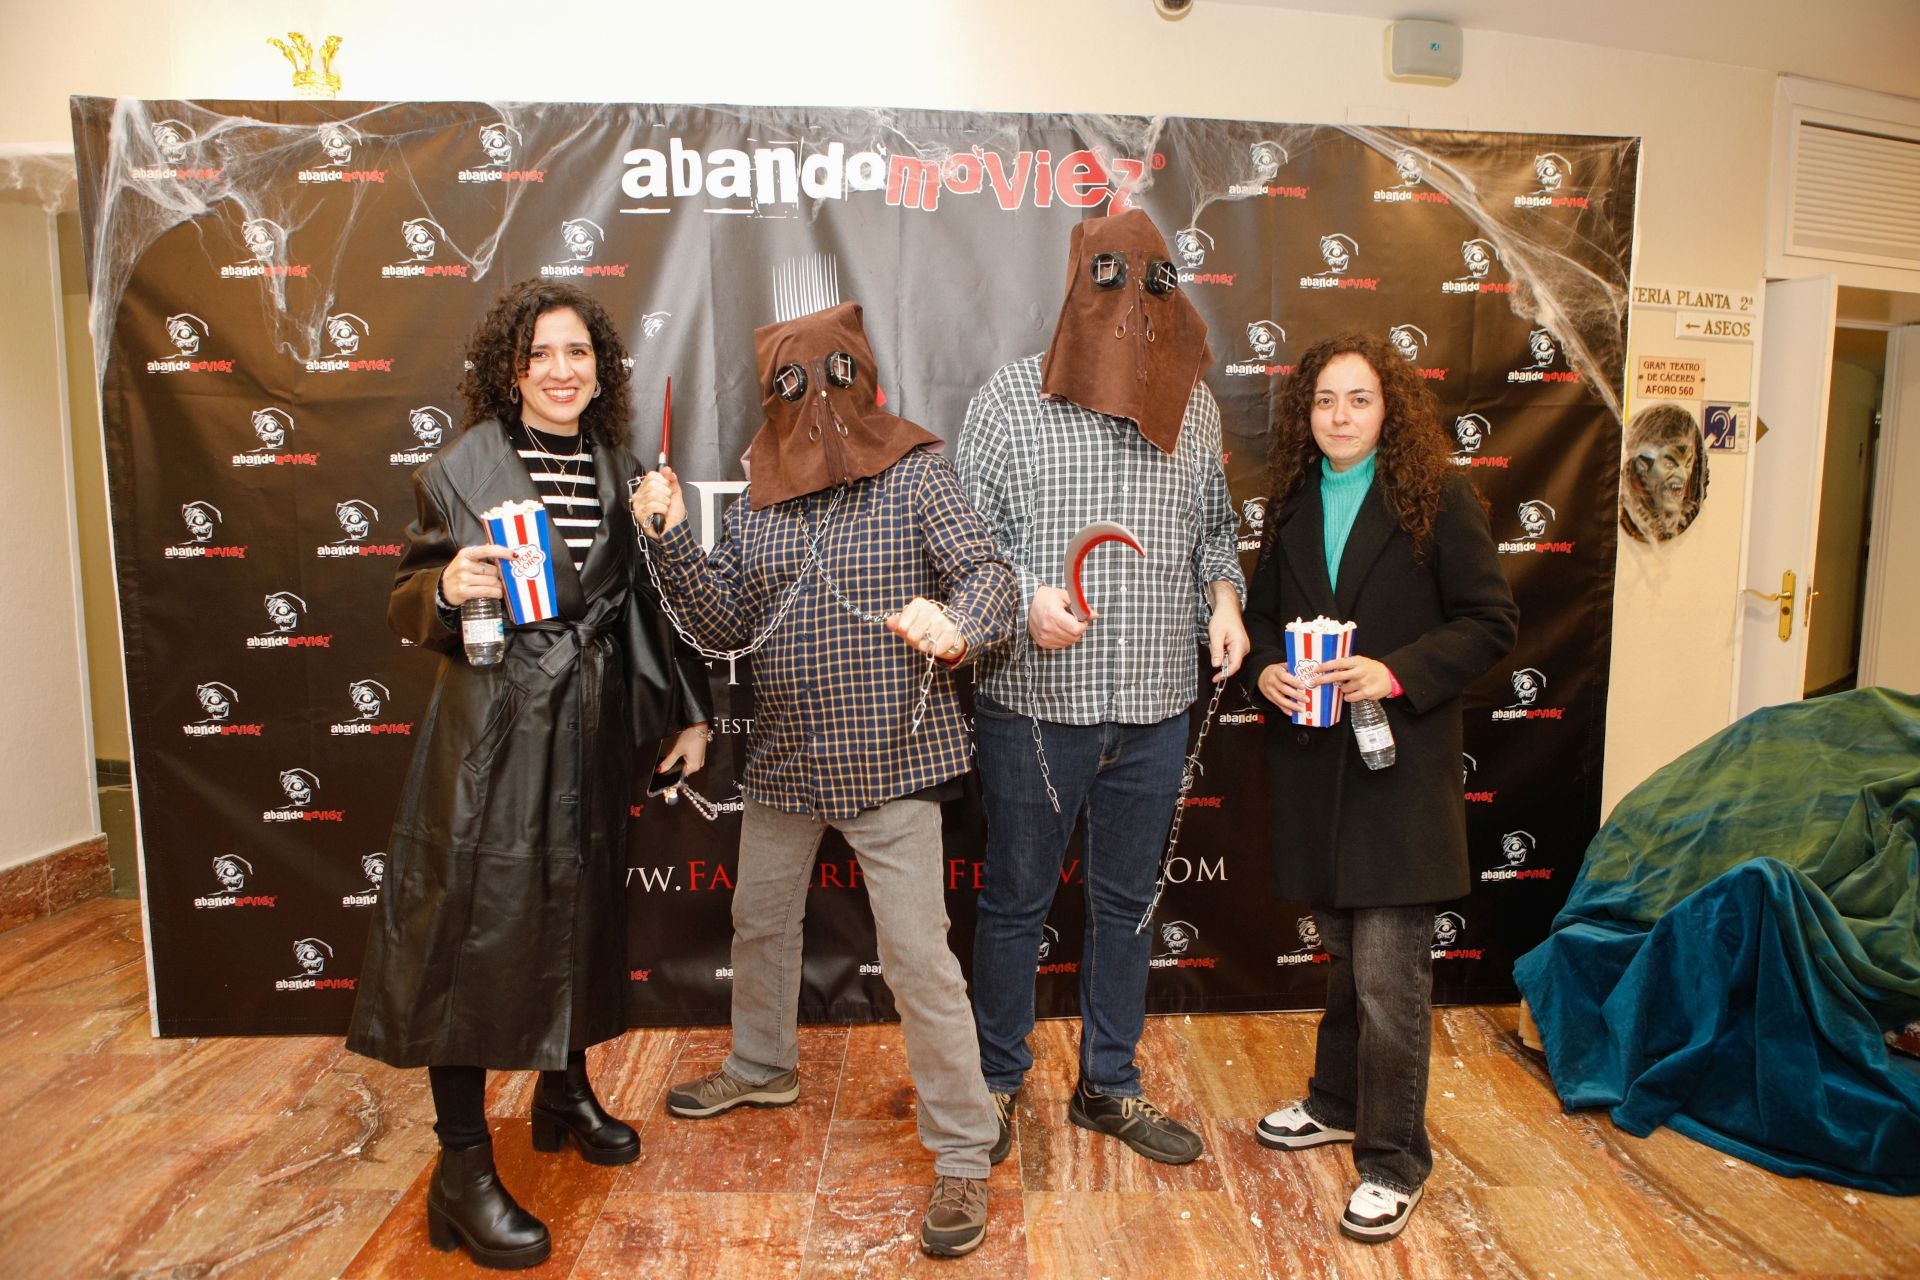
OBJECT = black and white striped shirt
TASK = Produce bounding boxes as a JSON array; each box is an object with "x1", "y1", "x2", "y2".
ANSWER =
[{"x1": 512, "y1": 422, "x2": 601, "y2": 573}]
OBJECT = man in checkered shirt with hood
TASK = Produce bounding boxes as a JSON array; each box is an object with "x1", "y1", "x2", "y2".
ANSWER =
[{"x1": 957, "y1": 209, "x2": 1248, "y2": 1167}]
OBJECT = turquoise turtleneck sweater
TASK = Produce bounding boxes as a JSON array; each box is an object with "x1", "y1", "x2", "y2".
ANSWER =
[{"x1": 1321, "y1": 452, "x2": 1376, "y2": 591}]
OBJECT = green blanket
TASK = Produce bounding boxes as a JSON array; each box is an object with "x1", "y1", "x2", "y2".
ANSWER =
[{"x1": 1513, "y1": 687, "x2": 1920, "y2": 1193}]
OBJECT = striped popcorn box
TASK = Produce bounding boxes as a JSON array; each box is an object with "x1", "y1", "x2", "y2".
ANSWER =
[
  {"x1": 1284, "y1": 616, "x2": 1356, "y2": 727},
  {"x1": 482, "y1": 499, "x2": 559, "y2": 625}
]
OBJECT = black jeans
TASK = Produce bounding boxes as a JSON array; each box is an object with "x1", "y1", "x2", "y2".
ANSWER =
[
  {"x1": 1303, "y1": 903, "x2": 1435, "y2": 1194},
  {"x1": 429, "y1": 1051, "x2": 589, "y2": 1151}
]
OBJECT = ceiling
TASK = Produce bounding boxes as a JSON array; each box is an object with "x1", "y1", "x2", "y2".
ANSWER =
[{"x1": 1227, "y1": 1, "x2": 1920, "y2": 100}]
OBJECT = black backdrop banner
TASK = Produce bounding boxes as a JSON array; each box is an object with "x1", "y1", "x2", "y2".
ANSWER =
[{"x1": 71, "y1": 99, "x2": 1634, "y2": 1036}]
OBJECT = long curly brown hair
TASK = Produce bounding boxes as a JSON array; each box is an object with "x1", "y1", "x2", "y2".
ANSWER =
[
  {"x1": 1264, "y1": 332, "x2": 1454, "y2": 556},
  {"x1": 457, "y1": 279, "x2": 632, "y2": 448}
]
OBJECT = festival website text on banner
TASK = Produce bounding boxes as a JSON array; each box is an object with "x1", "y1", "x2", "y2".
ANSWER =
[{"x1": 71, "y1": 99, "x2": 1634, "y2": 1036}]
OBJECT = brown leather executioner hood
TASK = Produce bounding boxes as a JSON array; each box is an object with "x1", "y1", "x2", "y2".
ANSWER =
[
  {"x1": 746, "y1": 301, "x2": 938, "y2": 510},
  {"x1": 1040, "y1": 208, "x2": 1213, "y2": 454}
]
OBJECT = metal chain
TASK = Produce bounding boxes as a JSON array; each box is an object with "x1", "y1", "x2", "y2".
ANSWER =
[
  {"x1": 638, "y1": 485, "x2": 955, "y2": 734},
  {"x1": 1134, "y1": 674, "x2": 1226, "y2": 935},
  {"x1": 1019, "y1": 648, "x2": 1064, "y2": 815}
]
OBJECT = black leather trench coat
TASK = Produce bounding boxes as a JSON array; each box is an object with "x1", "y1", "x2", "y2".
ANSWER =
[
  {"x1": 1244, "y1": 472, "x2": 1518, "y2": 909},
  {"x1": 345, "y1": 421, "x2": 709, "y2": 1071}
]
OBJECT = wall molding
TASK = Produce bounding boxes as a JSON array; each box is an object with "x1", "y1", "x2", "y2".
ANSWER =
[{"x1": 0, "y1": 835, "x2": 111, "y2": 933}]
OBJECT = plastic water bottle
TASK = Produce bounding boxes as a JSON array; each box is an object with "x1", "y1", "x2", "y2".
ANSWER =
[
  {"x1": 461, "y1": 596, "x2": 505, "y2": 667},
  {"x1": 1349, "y1": 698, "x2": 1396, "y2": 770}
]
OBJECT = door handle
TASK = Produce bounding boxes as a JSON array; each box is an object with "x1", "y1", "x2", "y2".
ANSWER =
[
  {"x1": 1740, "y1": 569, "x2": 1795, "y2": 641},
  {"x1": 1804, "y1": 587, "x2": 1820, "y2": 630}
]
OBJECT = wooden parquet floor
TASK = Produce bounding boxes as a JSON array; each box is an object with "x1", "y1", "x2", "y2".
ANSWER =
[{"x1": 0, "y1": 897, "x2": 1913, "y2": 1278}]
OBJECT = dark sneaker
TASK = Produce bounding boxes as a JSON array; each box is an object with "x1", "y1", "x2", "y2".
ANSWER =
[
  {"x1": 988, "y1": 1091, "x2": 1015, "y2": 1166},
  {"x1": 664, "y1": 1066, "x2": 799, "y2": 1118},
  {"x1": 1340, "y1": 1180, "x2": 1423, "y2": 1242},
  {"x1": 920, "y1": 1174, "x2": 989, "y2": 1257},
  {"x1": 1256, "y1": 1100, "x2": 1355, "y2": 1150},
  {"x1": 1067, "y1": 1080, "x2": 1203, "y2": 1165}
]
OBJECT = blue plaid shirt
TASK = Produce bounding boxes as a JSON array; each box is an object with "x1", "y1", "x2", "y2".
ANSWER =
[
  {"x1": 651, "y1": 449, "x2": 1015, "y2": 820},
  {"x1": 957, "y1": 355, "x2": 1245, "y2": 726}
]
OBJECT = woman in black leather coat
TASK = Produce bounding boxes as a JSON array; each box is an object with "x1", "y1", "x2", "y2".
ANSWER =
[{"x1": 347, "y1": 280, "x2": 710, "y2": 1269}]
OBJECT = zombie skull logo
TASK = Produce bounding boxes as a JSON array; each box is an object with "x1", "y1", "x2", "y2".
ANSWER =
[
  {"x1": 409, "y1": 406, "x2": 450, "y2": 448},
  {"x1": 1388, "y1": 323, "x2": 1427, "y2": 362},
  {"x1": 1246, "y1": 321, "x2": 1284, "y2": 361},
  {"x1": 1173, "y1": 226, "x2": 1214, "y2": 269},
  {"x1": 1528, "y1": 328, "x2": 1557, "y2": 368},
  {"x1": 1241, "y1": 497, "x2": 1268, "y2": 535},
  {"x1": 1394, "y1": 148, "x2": 1423, "y2": 187},
  {"x1": 325, "y1": 313, "x2": 368, "y2": 356},
  {"x1": 335, "y1": 499, "x2": 378, "y2": 541},
  {"x1": 361, "y1": 852, "x2": 386, "y2": 890},
  {"x1": 1296, "y1": 915, "x2": 1321, "y2": 950},
  {"x1": 251, "y1": 407, "x2": 293, "y2": 449},
  {"x1": 151, "y1": 120, "x2": 193, "y2": 166},
  {"x1": 196, "y1": 681, "x2": 237, "y2": 721},
  {"x1": 400, "y1": 217, "x2": 445, "y2": 262},
  {"x1": 1037, "y1": 924, "x2": 1061, "y2": 963},
  {"x1": 240, "y1": 218, "x2": 284, "y2": 263},
  {"x1": 1249, "y1": 140, "x2": 1288, "y2": 181},
  {"x1": 1517, "y1": 499, "x2": 1555, "y2": 539},
  {"x1": 479, "y1": 122, "x2": 520, "y2": 167},
  {"x1": 292, "y1": 937, "x2": 333, "y2": 976},
  {"x1": 279, "y1": 768, "x2": 319, "y2": 807},
  {"x1": 640, "y1": 310, "x2": 670, "y2": 339},
  {"x1": 1432, "y1": 912, "x2": 1465, "y2": 948},
  {"x1": 1318, "y1": 233, "x2": 1357, "y2": 275},
  {"x1": 263, "y1": 591, "x2": 306, "y2": 633},
  {"x1": 211, "y1": 854, "x2": 251, "y2": 892},
  {"x1": 1510, "y1": 668, "x2": 1546, "y2": 707},
  {"x1": 1461, "y1": 752, "x2": 1477, "y2": 787},
  {"x1": 319, "y1": 123, "x2": 357, "y2": 167},
  {"x1": 560, "y1": 218, "x2": 604, "y2": 262},
  {"x1": 1454, "y1": 415, "x2": 1490, "y2": 454},
  {"x1": 1460, "y1": 238, "x2": 1500, "y2": 280},
  {"x1": 348, "y1": 679, "x2": 388, "y2": 720},
  {"x1": 180, "y1": 501, "x2": 221, "y2": 544},
  {"x1": 1500, "y1": 831, "x2": 1535, "y2": 867},
  {"x1": 1159, "y1": 920, "x2": 1198, "y2": 957},
  {"x1": 1533, "y1": 152, "x2": 1570, "y2": 194},
  {"x1": 166, "y1": 313, "x2": 208, "y2": 356}
]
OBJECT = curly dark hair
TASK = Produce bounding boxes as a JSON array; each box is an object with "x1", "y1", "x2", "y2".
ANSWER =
[
  {"x1": 1264, "y1": 332, "x2": 1455, "y2": 556},
  {"x1": 457, "y1": 279, "x2": 632, "y2": 448}
]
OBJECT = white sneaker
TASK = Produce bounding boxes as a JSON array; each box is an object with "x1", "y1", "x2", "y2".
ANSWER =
[
  {"x1": 1339, "y1": 1180, "x2": 1423, "y2": 1242},
  {"x1": 1255, "y1": 1101, "x2": 1356, "y2": 1150}
]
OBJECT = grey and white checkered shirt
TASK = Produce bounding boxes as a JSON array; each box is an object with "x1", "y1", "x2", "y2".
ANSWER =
[
  {"x1": 651, "y1": 448, "x2": 1015, "y2": 820},
  {"x1": 956, "y1": 354, "x2": 1244, "y2": 726}
]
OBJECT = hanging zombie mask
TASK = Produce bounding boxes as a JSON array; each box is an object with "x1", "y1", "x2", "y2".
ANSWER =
[
  {"x1": 745, "y1": 301, "x2": 938, "y2": 510},
  {"x1": 1040, "y1": 208, "x2": 1213, "y2": 454}
]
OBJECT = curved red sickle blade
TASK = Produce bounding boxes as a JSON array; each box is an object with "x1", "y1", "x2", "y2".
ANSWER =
[{"x1": 1066, "y1": 521, "x2": 1145, "y2": 621}]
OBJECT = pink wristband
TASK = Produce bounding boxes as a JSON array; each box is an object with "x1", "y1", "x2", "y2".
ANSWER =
[{"x1": 1387, "y1": 670, "x2": 1404, "y2": 698}]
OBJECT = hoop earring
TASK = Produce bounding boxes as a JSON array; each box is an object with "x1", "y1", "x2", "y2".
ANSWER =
[
  {"x1": 591, "y1": 385, "x2": 601, "y2": 399},
  {"x1": 508, "y1": 386, "x2": 519, "y2": 404}
]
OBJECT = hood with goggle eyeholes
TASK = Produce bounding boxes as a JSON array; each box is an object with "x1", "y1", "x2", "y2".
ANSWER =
[
  {"x1": 1039, "y1": 208, "x2": 1213, "y2": 454},
  {"x1": 746, "y1": 301, "x2": 938, "y2": 510}
]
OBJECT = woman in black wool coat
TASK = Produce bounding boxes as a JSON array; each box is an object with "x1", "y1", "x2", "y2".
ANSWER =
[
  {"x1": 1242, "y1": 332, "x2": 1517, "y2": 1244},
  {"x1": 347, "y1": 280, "x2": 711, "y2": 1270}
]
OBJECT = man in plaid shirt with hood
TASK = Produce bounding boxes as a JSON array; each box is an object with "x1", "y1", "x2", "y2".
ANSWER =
[{"x1": 957, "y1": 209, "x2": 1247, "y2": 1167}]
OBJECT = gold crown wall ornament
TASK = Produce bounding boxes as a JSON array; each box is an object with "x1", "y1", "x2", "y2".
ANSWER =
[{"x1": 268, "y1": 33, "x2": 343, "y2": 100}]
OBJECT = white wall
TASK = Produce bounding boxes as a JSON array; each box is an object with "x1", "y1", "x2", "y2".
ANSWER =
[
  {"x1": 0, "y1": 0, "x2": 1782, "y2": 816},
  {"x1": 0, "y1": 203, "x2": 98, "y2": 872}
]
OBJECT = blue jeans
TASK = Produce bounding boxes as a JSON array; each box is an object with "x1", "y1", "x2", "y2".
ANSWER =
[
  {"x1": 1304, "y1": 903, "x2": 1436, "y2": 1194},
  {"x1": 970, "y1": 693, "x2": 1188, "y2": 1098}
]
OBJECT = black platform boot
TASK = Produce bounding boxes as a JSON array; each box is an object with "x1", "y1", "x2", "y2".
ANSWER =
[
  {"x1": 531, "y1": 1054, "x2": 641, "y2": 1165},
  {"x1": 425, "y1": 1139, "x2": 551, "y2": 1270}
]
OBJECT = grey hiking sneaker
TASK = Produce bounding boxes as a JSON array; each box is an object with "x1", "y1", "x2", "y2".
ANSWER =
[
  {"x1": 1067, "y1": 1079, "x2": 1203, "y2": 1164},
  {"x1": 920, "y1": 1174, "x2": 989, "y2": 1257},
  {"x1": 664, "y1": 1066, "x2": 799, "y2": 1118},
  {"x1": 988, "y1": 1091, "x2": 1015, "y2": 1165}
]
